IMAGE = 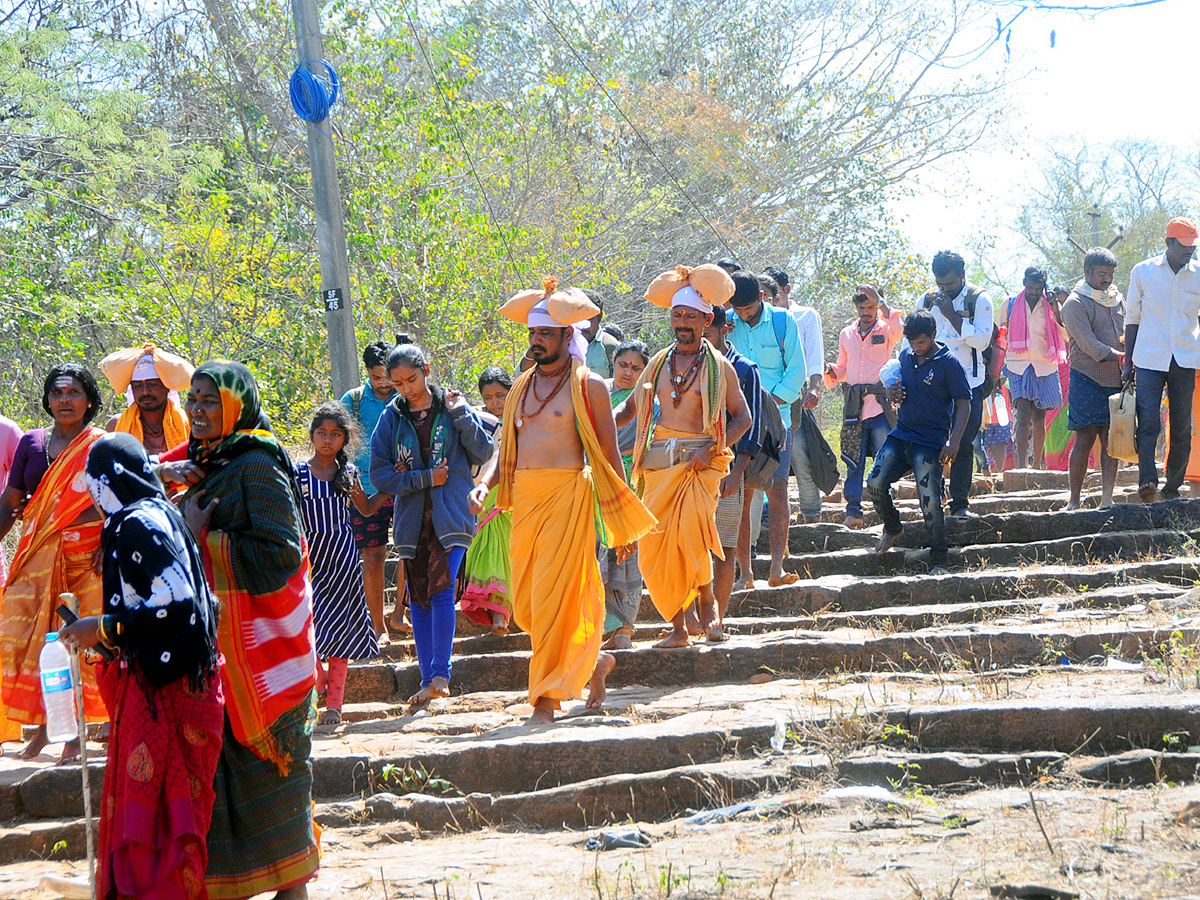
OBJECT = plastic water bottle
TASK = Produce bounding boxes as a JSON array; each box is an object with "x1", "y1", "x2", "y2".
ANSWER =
[
  {"x1": 879, "y1": 358, "x2": 902, "y2": 388},
  {"x1": 39, "y1": 634, "x2": 77, "y2": 743}
]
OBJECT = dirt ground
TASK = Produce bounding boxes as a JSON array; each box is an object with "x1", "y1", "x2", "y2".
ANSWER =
[{"x1": 3, "y1": 781, "x2": 1198, "y2": 900}]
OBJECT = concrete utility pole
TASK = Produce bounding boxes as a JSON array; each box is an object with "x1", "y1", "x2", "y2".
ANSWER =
[
  {"x1": 292, "y1": 0, "x2": 358, "y2": 397},
  {"x1": 1088, "y1": 205, "x2": 1102, "y2": 249}
]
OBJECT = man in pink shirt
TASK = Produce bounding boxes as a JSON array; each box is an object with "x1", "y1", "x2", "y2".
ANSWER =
[{"x1": 824, "y1": 285, "x2": 902, "y2": 527}]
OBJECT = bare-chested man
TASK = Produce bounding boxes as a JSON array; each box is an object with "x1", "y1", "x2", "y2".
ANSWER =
[
  {"x1": 99, "y1": 343, "x2": 194, "y2": 455},
  {"x1": 614, "y1": 265, "x2": 753, "y2": 647},
  {"x1": 471, "y1": 279, "x2": 655, "y2": 726}
]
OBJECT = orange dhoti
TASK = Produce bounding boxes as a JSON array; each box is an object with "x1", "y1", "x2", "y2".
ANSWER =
[
  {"x1": 510, "y1": 467, "x2": 604, "y2": 709},
  {"x1": 638, "y1": 427, "x2": 733, "y2": 622}
]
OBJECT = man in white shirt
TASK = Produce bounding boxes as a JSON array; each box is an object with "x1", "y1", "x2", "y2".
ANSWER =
[
  {"x1": 1123, "y1": 217, "x2": 1200, "y2": 503},
  {"x1": 764, "y1": 266, "x2": 826, "y2": 521},
  {"x1": 922, "y1": 250, "x2": 993, "y2": 516}
]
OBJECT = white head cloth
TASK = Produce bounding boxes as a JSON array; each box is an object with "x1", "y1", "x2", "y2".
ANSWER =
[
  {"x1": 671, "y1": 285, "x2": 711, "y2": 314},
  {"x1": 131, "y1": 354, "x2": 159, "y2": 382},
  {"x1": 527, "y1": 300, "x2": 588, "y2": 362}
]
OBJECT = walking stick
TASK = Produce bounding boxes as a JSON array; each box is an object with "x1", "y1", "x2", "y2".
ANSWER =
[{"x1": 59, "y1": 592, "x2": 97, "y2": 900}]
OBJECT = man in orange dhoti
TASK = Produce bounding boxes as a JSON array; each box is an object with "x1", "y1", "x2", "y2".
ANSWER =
[
  {"x1": 471, "y1": 279, "x2": 656, "y2": 725},
  {"x1": 614, "y1": 265, "x2": 753, "y2": 647},
  {"x1": 99, "y1": 342, "x2": 194, "y2": 456}
]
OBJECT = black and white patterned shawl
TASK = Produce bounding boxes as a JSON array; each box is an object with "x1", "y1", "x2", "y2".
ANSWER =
[{"x1": 85, "y1": 432, "x2": 220, "y2": 690}]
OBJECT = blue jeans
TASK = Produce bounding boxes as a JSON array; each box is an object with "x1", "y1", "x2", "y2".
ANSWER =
[
  {"x1": 866, "y1": 435, "x2": 948, "y2": 564},
  {"x1": 790, "y1": 422, "x2": 822, "y2": 519},
  {"x1": 948, "y1": 384, "x2": 986, "y2": 511},
  {"x1": 410, "y1": 545, "x2": 466, "y2": 686},
  {"x1": 844, "y1": 414, "x2": 891, "y2": 518},
  {"x1": 1135, "y1": 358, "x2": 1194, "y2": 492}
]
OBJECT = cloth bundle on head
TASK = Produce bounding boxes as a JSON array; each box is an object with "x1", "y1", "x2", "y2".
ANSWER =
[
  {"x1": 100, "y1": 342, "x2": 194, "y2": 450},
  {"x1": 99, "y1": 342, "x2": 195, "y2": 393},
  {"x1": 499, "y1": 277, "x2": 599, "y2": 363},
  {"x1": 644, "y1": 264, "x2": 735, "y2": 313}
]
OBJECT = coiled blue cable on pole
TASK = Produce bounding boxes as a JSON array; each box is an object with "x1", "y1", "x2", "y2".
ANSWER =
[{"x1": 290, "y1": 60, "x2": 340, "y2": 123}]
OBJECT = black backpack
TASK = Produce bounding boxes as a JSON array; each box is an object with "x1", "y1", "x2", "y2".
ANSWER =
[
  {"x1": 743, "y1": 387, "x2": 787, "y2": 492},
  {"x1": 922, "y1": 284, "x2": 996, "y2": 390}
]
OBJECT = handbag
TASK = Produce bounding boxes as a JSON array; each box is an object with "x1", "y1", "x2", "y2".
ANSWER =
[
  {"x1": 1107, "y1": 380, "x2": 1138, "y2": 464},
  {"x1": 800, "y1": 408, "x2": 840, "y2": 495}
]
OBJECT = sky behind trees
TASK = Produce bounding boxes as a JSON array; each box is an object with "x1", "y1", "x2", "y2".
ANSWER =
[{"x1": 901, "y1": 0, "x2": 1200, "y2": 281}]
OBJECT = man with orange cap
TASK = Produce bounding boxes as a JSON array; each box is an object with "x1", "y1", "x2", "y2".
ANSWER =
[
  {"x1": 99, "y1": 343, "x2": 194, "y2": 455},
  {"x1": 614, "y1": 265, "x2": 753, "y2": 647},
  {"x1": 471, "y1": 278, "x2": 656, "y2": 725},
  {"x1": 1124, "y1": 217, "x2": 1200, "y2": 503}
]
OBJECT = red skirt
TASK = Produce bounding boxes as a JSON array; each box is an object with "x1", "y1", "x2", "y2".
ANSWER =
[{"x1": 97, "y1": 660, "x2": 225, "y2": 900}]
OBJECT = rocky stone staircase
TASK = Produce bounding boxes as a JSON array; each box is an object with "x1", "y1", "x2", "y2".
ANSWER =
[{"x1": 2, "y1": 470, "x2": 1199, "y2": 871}]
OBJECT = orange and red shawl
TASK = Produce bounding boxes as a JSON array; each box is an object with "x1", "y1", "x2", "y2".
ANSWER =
[{"x1": 188, "y1": 360, "x2": 316, "y2": 774}]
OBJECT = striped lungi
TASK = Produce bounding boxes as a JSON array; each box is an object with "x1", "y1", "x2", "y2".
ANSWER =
[{"x1": 714, "y1": 474, "x2": 744, "y2": 548}]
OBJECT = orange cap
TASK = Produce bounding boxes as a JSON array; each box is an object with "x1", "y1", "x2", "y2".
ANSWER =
[{"x1": 1166, "y1": 216, "x2": 1200, "y2": 246}]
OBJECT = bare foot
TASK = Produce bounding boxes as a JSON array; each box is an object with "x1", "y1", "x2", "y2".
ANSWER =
[
  {"x1": 376, "y1": 630, "x2": 392, "y2": 649},
  {"x1": 490, "y1": 612, "x2": 509, "y2": 635},
  {"x1": 683, "y1": 605, "x2": 703, "y2": 636},
  {"x1": 654, "y1": 628, "x2": 691, "y2": 649},
  {"x1": 767, "y1": 572, "x2": 800, "y2": 587},
  {"x1": 19, "y1": 726, "x2": 48, "y2": 760},
  {"x1": 586, "y1": 653, "x2": 616, "y2": 710},
  {"x1": 1063, "y1": 499, "x2": 1080, "y2": 511},
  {"x1": 388, "y1": 607, "x2": 412, "y2": 636},
  {"x1": 1099, "y1": 496, "x2": 1114, "y2": 509},
  {"x1": 407, "y1": 677, "x2": 450, "y2": 708},
  {"x1": 731, "y1": 576, "x2": 748, "y2": 593},
  {"x1": 317, "y1": 708, "x2": 342, "y2": 726},
  {"x1": 697, "y1": 597, "x2": 719, "y2": 634},
  {"x1": 706, "y1": 626, "x2": 729, "y2": 643},
  {"x1": 603, "y1": 626, "x2": 634, "y2": 651},
  {"x1": 525, "y1": 699, "x2": 556, "y2": 726},
  {"x1": 57, "y1": 739, "x2": 80, "y2": 766},
  {"x1": 875, "y1": 530, "x2": 901, "y2": 554},
  {"x1": 275, "y1": 885, "x2": 308, "y2": 900}
]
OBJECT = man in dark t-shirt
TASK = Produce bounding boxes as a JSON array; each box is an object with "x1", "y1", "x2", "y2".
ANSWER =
[{"x1": 866, "y1": 309, "x2": 970, "y2": 573}]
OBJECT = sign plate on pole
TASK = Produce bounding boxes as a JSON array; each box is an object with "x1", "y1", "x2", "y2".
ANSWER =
[{"x1": 323, "y1": 287, "x2": 344, "y2": 311}]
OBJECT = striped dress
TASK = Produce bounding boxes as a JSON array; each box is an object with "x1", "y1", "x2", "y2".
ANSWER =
[{"x1": 296, "y1": 462, "x2": 379, "y2": 660}]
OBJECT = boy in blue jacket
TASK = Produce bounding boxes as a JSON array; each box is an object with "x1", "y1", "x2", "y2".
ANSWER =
[{"x1": 866, "y1": 309, "x2": 970, "y2": 575}]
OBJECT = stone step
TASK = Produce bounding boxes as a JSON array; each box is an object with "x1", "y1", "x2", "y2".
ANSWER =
[
  {"x1": 1001, "y1": 467, "x2": 1142, "y2": 492},
  {"x1": 778, "y1": 495, "x2": 1095, "y2": 554},
  {"x1": 6, "y1": 696, "x2": 1198, "y2": 860},
  {"x1": 897, "y1": 496, "x2": 1200, "y2": 549},
  {"x1": 758, "y1": 527, "x2": 1200, "y2": 581},
  {"x1": 344, "y1": 614, "x2": 1198, "y2": 704},
  {"x1": 383, "y1": 579, "x2": 1185, "y2": 663},
  {"x1": 731, "y1": 556, "x2": 1200, "y2": 618}
]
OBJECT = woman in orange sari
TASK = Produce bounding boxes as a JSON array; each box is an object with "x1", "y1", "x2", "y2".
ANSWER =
[{"x1": 0, "y1": 364, "x2": 108, "y2": 762}]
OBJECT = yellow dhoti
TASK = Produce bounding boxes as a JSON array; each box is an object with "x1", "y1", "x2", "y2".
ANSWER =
[
  {"x1": 510, "y1": 467, "x2": 605, "y2": 709},
  {"x1": 638, "y1": 427, "x2": 733, "y2": 622}
]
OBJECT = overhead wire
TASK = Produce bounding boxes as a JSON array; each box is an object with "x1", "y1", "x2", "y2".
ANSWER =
[
  {"x1": 391, "y1": 0, "x2": 524, "y2": 284},
  {"x1": 523, "y1": 0, "x2": 740, "y2": 261}
]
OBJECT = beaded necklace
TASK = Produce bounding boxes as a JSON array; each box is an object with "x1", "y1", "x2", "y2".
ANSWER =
[{"x1": 517, "y1": 360, "x2": 572, "y2": 428}]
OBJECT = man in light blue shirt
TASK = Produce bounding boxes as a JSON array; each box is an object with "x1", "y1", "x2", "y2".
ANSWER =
[
  {"x1": 340, "y1": 339, "x2": 397, "y2": 643},
  {"x1": 728, "y1": 269, "x2": 806, "y2": 587}
]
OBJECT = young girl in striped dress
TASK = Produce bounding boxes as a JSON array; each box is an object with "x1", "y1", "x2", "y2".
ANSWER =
[{"x1": 298, "y1": 403, "x2": 386, "y2": 725}]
